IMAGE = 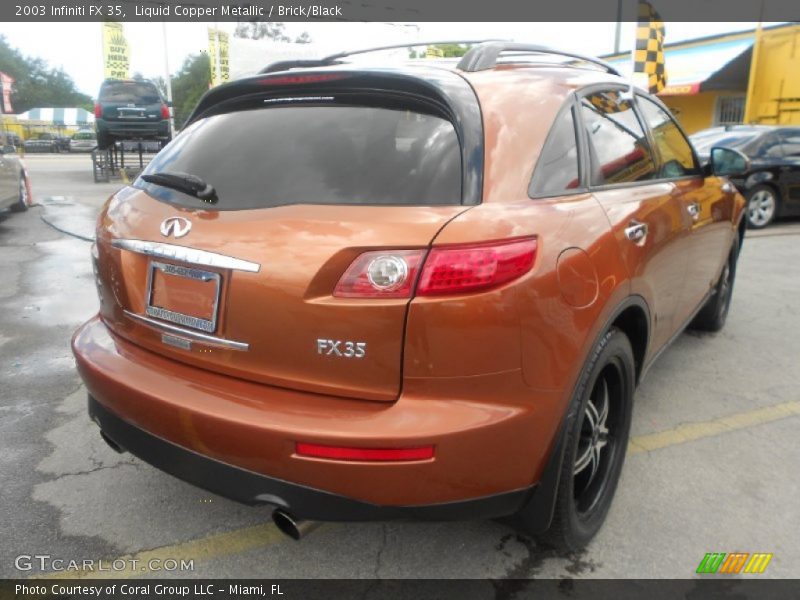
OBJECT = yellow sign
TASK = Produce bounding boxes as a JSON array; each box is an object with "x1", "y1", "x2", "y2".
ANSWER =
[
  {"x1": 208, "y1": 28, "x2": 230, "y2": 87},
  {"x1": 425, "y1": 46, "x2": 444, "y2": 59},
  {"x1": 102, "y1": 22, "x2": 129, "y2": 80}
]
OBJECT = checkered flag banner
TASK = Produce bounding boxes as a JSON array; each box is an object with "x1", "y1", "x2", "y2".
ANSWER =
[
  {"x1": 587, "y1": 91, "x2": 632, "y2": 114},
  {"x1": 633, "y1": 0, "x2": 667, "y2": 94}
]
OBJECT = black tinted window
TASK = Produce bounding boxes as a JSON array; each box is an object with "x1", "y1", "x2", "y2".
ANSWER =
[
  {"x1": 636, "y1": 96, "x2": 699, "y2": 178},
  {"x1": 530, "y1": 107, "x2": 580, "y2": 196},
  {"x1": 138, "y1": 105, "x2": 462, "y2": 210},
  {"x1": 580, "y1": 91, "x2": 657, "y2": 186},
  {"x1": 100, "y1": 81, "x2": 161, "y2": 104}
]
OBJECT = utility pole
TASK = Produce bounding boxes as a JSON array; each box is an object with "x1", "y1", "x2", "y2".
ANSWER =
[
  {"x1": 614, "y1": 0, "x2": 623, "y2": 54},
  {"x1": 161, "y1": 21, "x2": 175, "y2": 136}
]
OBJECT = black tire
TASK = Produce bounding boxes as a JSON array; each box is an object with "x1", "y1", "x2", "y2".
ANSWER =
[
  {"x1": 10, "y1": 175, "x2": 28, "y2": 212},
  {"x1": 517, "y1": 327, "x2": 635, "y2": 552},
  {"x1": 745, "y1": 184, "x2": 779, "y2": 229},
  {"x1": 96, "y1": 132, "x2": 111, "y2": 150},
  {"x1": 690, "y1": 236, "x2": 739, "y2": 332}
]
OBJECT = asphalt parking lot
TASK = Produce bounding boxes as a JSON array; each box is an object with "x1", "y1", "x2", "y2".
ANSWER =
[{"x1": 1, "y1": 154, "x2": 799, "y2": 580}]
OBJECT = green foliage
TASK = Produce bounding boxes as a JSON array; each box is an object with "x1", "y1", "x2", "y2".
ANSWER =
[
  {"x1": 169, "y1": 53, "x2": 211, "y2": 129},
  {"x1": 0, "y1": 34, "x2": 93, "y2": 113},
  {"x1": 234, "y1": 21, "x2": 312, "y2": 44}
]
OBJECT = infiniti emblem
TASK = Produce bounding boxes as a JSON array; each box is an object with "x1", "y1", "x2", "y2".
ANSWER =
[{"x1": 160, "y1": 217, "x2": 192, "y2": 238}]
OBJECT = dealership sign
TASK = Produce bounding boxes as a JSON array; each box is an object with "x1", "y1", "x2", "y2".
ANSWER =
[{"x1": 102, "y1": 21, "x2": 129, "y2": 79}]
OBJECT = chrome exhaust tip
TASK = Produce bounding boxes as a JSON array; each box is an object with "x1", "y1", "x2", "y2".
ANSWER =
[
  {"x1": 99, "y1": 430, "x2": 125, "y2": 454},
  {"x1": 272, "y1": 509, "x2": 320, "y2": 541}
]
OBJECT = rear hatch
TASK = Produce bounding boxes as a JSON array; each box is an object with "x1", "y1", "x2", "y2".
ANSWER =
[
  {"x1": 99, "y1": 80, "x2": 163, "y2": 122},
  {"x1": 95, "y1": 70, "x2": 481, "y2": 402}
]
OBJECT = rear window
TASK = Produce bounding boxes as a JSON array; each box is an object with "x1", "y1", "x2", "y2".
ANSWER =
[
  {"x1": 100, "y1": 81, "x2": 161, "y2": 104},
  {"x1": 73, "y1": 131, "x2": 95, "y2": 140},
  {"x1": 137, "y1": 105, "x2": 462, "y2": 209}
]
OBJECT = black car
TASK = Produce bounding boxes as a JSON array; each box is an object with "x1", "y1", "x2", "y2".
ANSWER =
[
  {"x1": 94, "y1": 79, "x2": 171, "y2": 149},
  {"x1": 690, "y1": 125, "x2": 800, "y2": 228},
  {"x1": 23, "y1": 132, "x2": 58, "y2": 153}
]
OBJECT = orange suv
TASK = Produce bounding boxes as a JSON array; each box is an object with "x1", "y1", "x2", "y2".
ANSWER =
[{"x1": 72, "y1": 42, "x2": 748, "y2": 550}]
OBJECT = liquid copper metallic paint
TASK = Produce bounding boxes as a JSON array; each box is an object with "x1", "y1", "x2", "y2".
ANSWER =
[{"x1": 72, "y1": 63, "x2": 744, "y2": 511}]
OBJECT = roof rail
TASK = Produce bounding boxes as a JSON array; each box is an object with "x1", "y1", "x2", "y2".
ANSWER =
[
  {"x1": 457, "y1": 42, "x2": 621, "y2": 76},
  {"x1": 259, "y1": 40, "x2": 504, "y2": 74}
]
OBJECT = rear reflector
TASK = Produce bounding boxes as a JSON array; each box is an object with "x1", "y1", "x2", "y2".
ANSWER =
[
  {"x1": 418, "y1": 237, "x2": 537, "y2": 296},
  {"x1": 295, "y1": 443, "x2": 435, "y2": 462}
]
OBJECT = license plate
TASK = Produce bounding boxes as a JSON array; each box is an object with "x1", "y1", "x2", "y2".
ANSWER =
[{"x1": 145, "y1": 261, "x2": 221, "y2": 333}]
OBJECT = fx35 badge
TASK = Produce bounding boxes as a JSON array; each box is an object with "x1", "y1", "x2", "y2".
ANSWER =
[{"x1": 317, "y1": 339, "x2": 367, "y2": 358}]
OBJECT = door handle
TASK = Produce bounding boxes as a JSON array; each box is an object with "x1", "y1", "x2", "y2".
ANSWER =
[
  {"x1": 624, "y1": 221, "x2": 648, "y2": 243},
  {"x1": 721, "y1": 182, "x2": 735, "y2": 193},
  {"x1": 687, "y1": 202, "x2": 701, "y2": 220}
]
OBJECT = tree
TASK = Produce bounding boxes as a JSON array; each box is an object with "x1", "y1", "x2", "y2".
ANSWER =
[
  {"x1": 169, "y1": 53, "x2": 210, "y2": 129},
  {"x1": 234, "y1": 21, "x2": 312, "y2": 44},
  {"x1": 0, "y1": 34, "x2": 93, "y2": 113}
]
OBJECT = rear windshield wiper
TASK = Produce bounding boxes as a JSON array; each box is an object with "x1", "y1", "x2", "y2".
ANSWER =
[{"x1": 141, "y1": 171, "x2": 218, "y2": 204}]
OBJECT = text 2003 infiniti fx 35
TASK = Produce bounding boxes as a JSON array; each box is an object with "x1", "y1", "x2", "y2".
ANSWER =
[{"x1": 72, "y1": 43, "x2": 748, "y2": 550}]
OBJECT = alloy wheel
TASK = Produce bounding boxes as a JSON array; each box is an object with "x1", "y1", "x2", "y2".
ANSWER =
[
  {"x1": 573, "y1": 363, "x2": 622, "y2": 516},
  {"x1": 748, "y1": 190, "x2": 775, "y2": 227}
]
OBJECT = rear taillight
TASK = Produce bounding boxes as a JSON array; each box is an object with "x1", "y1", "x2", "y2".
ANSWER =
[
  {"x1": 160, "y1": 104, "x2": 170, "y2": 120},
  {"x1": 333, "y1": 249, "x2": 426, "y2": 298},
  {"x1": 296, "y1": 443, "x2": 434, "y2": 462},
  {"x1": 333, "y1": 238, "x2": 537, "y2": 298},
  {"x1": 94, "y1": 103, "x2": 102, "y2": 118},
  {"x1": 417, "y1": 238, "x2": 537, "y2": 296}
]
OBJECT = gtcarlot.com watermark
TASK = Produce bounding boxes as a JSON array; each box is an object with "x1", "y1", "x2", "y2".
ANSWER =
[{"x1": 15, "y1": 553, "x2": 194, "y2": 573}]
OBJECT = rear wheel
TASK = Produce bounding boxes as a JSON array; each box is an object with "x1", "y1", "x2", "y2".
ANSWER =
[
  {"x1": 690, "y1": 236, "x2": 739, "y2": 332},
  {"x1": 10, "y1": 176, "x2": 28, "y2": 212},
  {"x1": 745, "y1": 185, "x2": 779, "y2": 229},
  {"x1": 96, "y1": 132, "x2": 111, "y2": 150},
  {"x1": 517, "y1": 327, "x2": 634, "y2": 552}
]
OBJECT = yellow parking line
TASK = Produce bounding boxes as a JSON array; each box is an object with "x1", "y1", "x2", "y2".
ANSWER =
[
  {"x1": 31, "y1": 400, "x2": 800, "y2": 578},
  {"x1": 629, "y1": 399, "x2": 800, "y2": 455}
]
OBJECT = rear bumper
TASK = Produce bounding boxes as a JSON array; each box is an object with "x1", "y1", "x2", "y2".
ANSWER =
[
  {"x1": 89, "y1": 394, "x2": 534, "y2": 521},
  {"x1": 73, "y1": 316, "x2": 562, "y2": 517},
  {"x1": 96, "y1": 119, "x2": 169, "y2": 139}
]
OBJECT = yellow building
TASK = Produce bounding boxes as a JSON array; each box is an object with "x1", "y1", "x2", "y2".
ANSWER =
[{"x1": 604, "y1": 23, "x2": 800, "y2": 134}]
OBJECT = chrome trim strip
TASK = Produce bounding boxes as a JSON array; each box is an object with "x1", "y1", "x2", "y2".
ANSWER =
[
  {"x1": 124, "y1": 310, "x2": 250, "y2": 351},
  {"x1": 111, "y1": 239, "x2": 261, "y2": 273}
]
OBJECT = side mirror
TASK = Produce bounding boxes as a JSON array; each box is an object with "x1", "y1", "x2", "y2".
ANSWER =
[{"x1": 710, "y1": 146, "x2": 749, "y2": 176}]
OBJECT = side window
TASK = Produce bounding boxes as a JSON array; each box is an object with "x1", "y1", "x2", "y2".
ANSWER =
[
  {"x1": 636, "y1": 96, "x2": 699, "y2": 178},
  {"x1": 529, "y1": 105, "x2": 580, "y2": 197},
  {"x1": 778, "y1": 130, "x2": 800, "y2": 157},
  {"x1": 749, "y1": 133, "x2": 784, "y2": 159},
  {"x1": 579, "y1": 91, "x2": 657, "y2": 186}
]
